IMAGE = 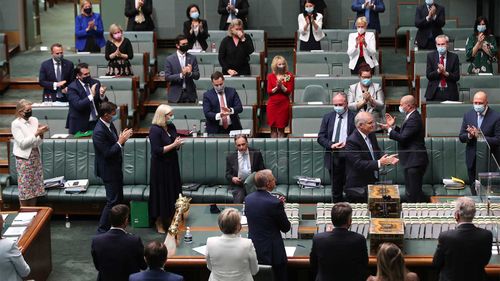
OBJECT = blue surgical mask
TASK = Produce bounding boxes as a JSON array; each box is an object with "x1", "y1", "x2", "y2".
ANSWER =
[
  {"x1": 167, "y1": 115, "x2": 175, "y2": 124},
  {"x1": 477, "y1": 25, "x2": 486, "y2": 33},
  {"x1": 399, "y1": 106, "x2": 406, "y2": 114},
  {"x1": 333, "y1": 106, "x2": 345, "y2": 115},
  {"x1": 425, "y1": 0, "x2": 434, "y2": 5},
  {"x1": 111, "y1": 113, "x2": 119, "y2": 122},
  {"x1": 305, "y1": 7, "x2": 314, "y2": 13},
  {"x1": 474, "y1": 104, "x2": 485, "y2": 114},
  {"x1": 361, "y1": 78, "x2": 372, "y2": 86},
  {"x1": 437, "y1": 46, "x2": 447, "y2": 55},
  {"x1": 190, "y1": 12, "x2": 199, "y2": 19}
]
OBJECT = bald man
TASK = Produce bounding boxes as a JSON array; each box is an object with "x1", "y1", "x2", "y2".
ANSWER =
[
  {"x1": 459, "y1": 91, "x2": 500, "y2": 195},
  {"x1": 382, "y1": 95, "x2": 428, "y2": 202}
]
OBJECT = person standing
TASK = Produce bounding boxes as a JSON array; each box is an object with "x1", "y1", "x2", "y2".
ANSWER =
[
  {"x1": 38, "y1": 43, "x2": 74, "y2": 102},
  {"x1": 218, "y1": 19, "x2": 255, "y2": 76},
  {"x1": 183, "y1": 4, "x2": 209, "y2": 51},
  {"x1": 11, "y1": 99, "x2": 48, "y2": 207},
  {"x1": 129, "y1": 241, "x2": 184, "y2": 281},
  {"x1": 347, "y1": 65, "x2": 384, "y2": 121},
  {"x1": 75, "y1": 0, "x2": 105, "y2": 53},
  {"x1": 149, "y1": 104, "x2": 184, "y2": 233},
  {"x1": 368, "y1": 243, "x2": 419, "y2": 281},
  {"x1": 266, "y1": 56, "x2": 294, "y2": 138},
  {"x1": 104, "y1": 24, "x2": 134, "y2": 76},
  {"x1": 351, "y1": 0, "x2": 385, "y2": 34},
  {"x1": 348, "y1": 17, "x2": 378, "y2": 74},
  {"x1": 465, "y1": 16, "x2": 498, "y2": 74},
  {"x1": 298, "y1": 0, "x2": 325, "y2": 51},
  {"x1": 0, "y1": 215, "x2": 31, "y2": 281},
  {"x1": 414, "y1": 0, "x2": 445, "y2": 50},
  {"x1": 217, "y1": 0, "x2": 250, "y2": 30},
  {"x1": 93, "y1": 102, "x2": 133, "y2": 233},
  {"x1": 125, "y1": 0, "x2": 155, "y2": 31}
]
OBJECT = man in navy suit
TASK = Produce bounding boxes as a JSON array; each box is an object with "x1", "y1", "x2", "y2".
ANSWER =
[
  {"x1": 318, "y1": 93, "x2": 356, "y2": 202},
  {"x1": 459, "y1": 91, "x2": 500, "y2": 195},
  {"x1": 165, "y1": 35, "x2": 200, "y2": 103},
  {"x1": 345, "y1": 112, "x2": 399, "y2": 202},
  {"x1": 92, "y1": 102, "x2": 133, "y2": 233},
  {"x1": 66, "y1": 63, "x2": 108, "y2": 134},
  {"x1": 351, "y1": 0, "x2": 385, "y2": 34},
  {"x1": 91, "y1": 204, "x2": 147, "y2": 281},
  {"x1": 203, "y1": 71, "x2": 243, "y2": 134},
  {"x1": 433, "y1": 197, "x2": 492, "y2": 281},
  {"x1": 129, "y1": 241, "x2": 184, "y2": 281},
  {"x1": 38, "y1": 43, "x2": 74, "y2": 102},
  {"x1": 245, "y1": 169, "x2": 290, "y2": 281},
  {"x1": 217, "y1": 0, "x2": 250, "y2": 30},
  {"x1": 381, "y1": 95, "x2": 429, "y2": 202},
  {"x1": 415, "y1": 0, "x2": 445, "y2": 50},
  {"x1": 425, "y1": 35, "x2": 460, "y2": 102}
]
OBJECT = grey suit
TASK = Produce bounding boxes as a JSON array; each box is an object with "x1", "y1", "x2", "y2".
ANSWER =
[
  {"x1": 0, "y1": 238, "x2": 30, "y2": 281},
  {"x1": 165, "y1": 52, "x2": 200, "y2": 103}
]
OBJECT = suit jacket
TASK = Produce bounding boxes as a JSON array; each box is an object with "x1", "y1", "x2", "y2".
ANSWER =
[
  {"x1": 297, "y1": 13, "x2": 325, "y2": 43},
  {"x1": 351, "y1": 0, "x2": 385, "y2": 34},
  {"x1": 245, "y1": 190, "x2": 291, "y2": 266},
  {"x1": 310, "y1": 228, "x2": 368, "y2": 281},
  {"x1": 11, "y1": 117, "x2": 43, "y2": 159},
  {"x1": 459, "y1": 107, "x2": 500, "y2": 170},
  {"x1": 433, "y1": 223, "x2": 492, "y2": 281},
  {"x1": 92, "y1": 119, "x2": 123, "y2": 183},
  {"x1": 165, "y1": 52, "x2": 200, "y2": 103},
  {"x1": 0, "y1": 238, "x2": 30, "y2": 281},
  {"x1": 124, "y1": 0, "x2": 155, "y2": 31},
  {"x1": 389, "y1": 110, "x2": 428, "y2": 169},
  {"x1": 415, "y1": 3, "x2": 445, "y2": 49},
  {"x1": 347, "y1": 82, "x2": 384, "y2": 118},
  {"x1": 129, "y1": 269, "x2": 184, "y2": 281},
  {"x1": 91, "y1": 228, "x2": 147, "y2": 281},
  {"x1": 225, "y1": 147, "x2": 265, "y2": 183},
  {"x1": 206, "y1": 234, "x2": 259, "y2": 281},
  {"x1": 347, "y1": 32, "x2": 379, "y2": 69},
  {"x1": 39, "y1": 58, "x2": 75, "y2": 102},
  {"x1": 217, "y1": 0, "x2": 250, "y2": 30},
  {"x1": 183, "y1": 19, "x2": 209, "y2": 51},
  {"x1": 66, "y1": 78, "x2": 107, "y2": 134},
  {"x1": 425, "y1": 50, "x2": 460, "y2": 101},
  {"x1": 75, "y1": 13, "x2": 105, "y2": 52},
  {"x1": 317, "y1": 110, "x2": 356, "y2": 169},
  {"x1": 203, "y1": 87, "x2": 243, "y2": 134},
  {"x1": 345, "y1": 129, "x2": 382, "y2": 189}
]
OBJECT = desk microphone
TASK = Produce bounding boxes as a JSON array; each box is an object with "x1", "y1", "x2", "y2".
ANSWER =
[
  {"x1": 324, "y1": 57, "x2": 330, "y2": 76},
  {"x1": 44, "y1": 115, "x2": 52, "y2": 138},
  {"x1": 242, "y1": 83, "x2": 248, "y2": 101},
  {"x1": 184, "y1": 114, "x2": 191, "y2": 134},
  {"x1": 134, "y1": 33, "x2": 138, "y2": 39},
  {"x1": 109, "y1": 85, "x2": 117, "y2": 105}
]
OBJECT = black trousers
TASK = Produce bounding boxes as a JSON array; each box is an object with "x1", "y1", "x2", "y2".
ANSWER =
[
  {"x1": 97, "y1": 179, "x2": 123, "y2": 233},
  {"x1": 230, "y1": 185, "x2": 245, "y2": 203},
  {"x1": 272, "y1": 263, "x2": 287, "y2": 281},
  {"x1": 329, "y1": 155, "x2": 346, "y2": 203},
  {"x1": 404, "y1": 166, "x2": 427, "y2": 203},
  {"x1": 177, "y1": 89, "x2": 197, "y2": 103}
]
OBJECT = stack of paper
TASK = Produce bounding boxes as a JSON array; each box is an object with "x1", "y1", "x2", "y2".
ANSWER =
[
  {"x1": 11, "y1": 212, "x2": 37, "y2": 226},
  {"x1": 3, "y1": 226, "x2": 27, "y2": 237},
  {"x1": 64, "y1": 179, "x2": 89, "y2": 194},
  {"x1": 44, "y1": 176, "x2": 65, "y2": 189}
]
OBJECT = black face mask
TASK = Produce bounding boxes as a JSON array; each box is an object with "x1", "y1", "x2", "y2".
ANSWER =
[
  {"x1": 81, "y1": 76, "x2": 92, "y2": 84},
  {"x1": 84, "y1": 8, "x2": 92, "y2": 14},
  {"x1": 179, "y1": 45, "x2": 189, "y2": 54},
  {"x1": 23, "y1": 111, "x2": 32, "y2": 120}
]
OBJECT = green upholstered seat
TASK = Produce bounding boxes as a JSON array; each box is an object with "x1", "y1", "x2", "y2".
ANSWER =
[
  {"x1": 295, "y1": 29, "x2": 377, "y2": 52},
  {"x1": 291, "y1": 105, "x2": 332, "y2": 136},
  {"x1": 301, "y1": 85, "x2": 328, "y2": 104},
  {"x1": 295, "y1": 51, "x2": 380, "y2": 77},
  {"x1": 194, "y1": 52, "x2": 263, "y2": 78}
]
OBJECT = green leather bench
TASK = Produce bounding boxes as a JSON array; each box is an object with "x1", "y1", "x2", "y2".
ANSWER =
[
  {"x1": 295, "y1": 51, "x2": 381, "y2": 77},
  {"x1": 295, "y1": 29, "x2": 377, "y2": 52}
]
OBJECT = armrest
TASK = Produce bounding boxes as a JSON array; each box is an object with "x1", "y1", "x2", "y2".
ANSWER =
[{"x1": 0, "y1": 174, "x2": 11, "y2": 188}]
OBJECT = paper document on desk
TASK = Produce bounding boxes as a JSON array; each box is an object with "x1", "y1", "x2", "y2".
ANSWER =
[
  {"x1": 193, "y1": 245, "x2": 207, "y2": 256},
  {"x1": 51, "y1": 134, "x2": 70, "y2": 139},
  {"x1": 493, "y1": 246, "x2": 498, "y2": 255},
  {"x1": 3, "y1": 226, "x2": 27, "y2": 237},
  {"x1": 240, "y1": 215, "x2": 247, "y2": 225},
  {"x1": 285, "y1": 246, "x2": 296, "y2": 257},
  {"x1": 1, "y1": 214, "x2": 7, "y2": 220}
]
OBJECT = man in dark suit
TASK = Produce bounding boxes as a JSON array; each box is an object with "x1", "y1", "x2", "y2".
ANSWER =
[
  {"x1": 310, "y1": 202, "x2": 368, "y2": 281},
  {"x1": 226, "y1": 134, "x2": 265, "y2": 203},
  {"x1": 414, "y1": 0, "x2": 445, "y2": 50},
  {"x1": 218, "y1": 0, "x2": 250, "y2": 30},
  {"x1": 381, "y1": 95, "x2": 429, "y2": 202},
  {"x1": 459, "y1": 91, "x2": 500, "y2": 195},
  {"x1": 165, "y1": 35, "x2": 200, "y2": 103},
  {"x1": 129, "y1": 241, "x2": 184, "y2": 281},
  {"x1": 245, "y1": 169, "x2": 290, "y2": 281},
  {"x1": 318, "y1": 93, "x2": 356, "y2": 203},
  {"x1": 345, "y1": 112, "x2": 399, "y2": 202},
  {"x1": 38, "y1": 43, "x2": 74, "y2": 102},
  {"x1": 425, "y1": 35, "x2": 460, "y2": 102},
  {"x1": 66, "y1": 63, "x2": 108, "y2": 134},
  {"x1": 92, "y1": 102, "x2": 133, "y2": 233},
  {"x1": 203, "y1": 71, "x2": 243, "y2": 134},
  {"x1": 91, "y1": 204, "x2": 147, "y2": 281},
  {"x1": 433, "y1": 197, "x2": 492, "y2": 281},
  {"x1": 351, "y1": 0, "x2": 385, "y2": 34}
]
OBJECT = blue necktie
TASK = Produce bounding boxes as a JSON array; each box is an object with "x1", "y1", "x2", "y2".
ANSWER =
[
  {"x1": 365, "y1": 136, "x2": 379, "y2": 179},
  {"x1": 478, "y1": 113, "x2": 484, "y2": 129},
  {"x1": 364, "y1": 1, "x2": 371, "y2": 25}
]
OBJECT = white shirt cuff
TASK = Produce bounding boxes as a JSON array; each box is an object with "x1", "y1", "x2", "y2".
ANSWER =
[
  {"x1": 53, "y1": 82, "x2": 58, "y2": 90},
  {"x1": 117, "y1": 142, "x2": 122, "y2": 148},
  {"x1": 235, "y1": 8, "x2": 239, "y2": 15},
  {"x1": 88, "y1": 95, "x2": 94, "y2": 101},
  {"x1": 388, "y1": 127, "x2": 393, "y2": 134},
  {"x1": 377, "y1": 160, "x2": 381, "y2": 168},
  {"x1": 215, "y1": 113, "x2": 221, "y2": 120},
  {"x1": 362, "y1": 3, "x2": 365, "y2": 9}
]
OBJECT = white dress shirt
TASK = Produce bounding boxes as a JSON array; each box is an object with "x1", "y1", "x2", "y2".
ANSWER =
[
  {"x1": 215, "y1": 91, "x2": 234, "y2": 125},
  {"x1": 331, "y1": 111, "x2": 348, "y2": 143},
  {"x1": 237, "y1": 149, "x2": 252, "y2": 179}
]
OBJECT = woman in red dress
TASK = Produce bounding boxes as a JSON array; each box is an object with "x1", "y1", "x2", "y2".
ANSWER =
[{"x1": 267, "y1": 56, "x2": 294, "y2": 138}]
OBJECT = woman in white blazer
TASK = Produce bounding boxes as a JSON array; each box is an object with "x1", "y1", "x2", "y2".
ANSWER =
[
  {"x1": 206, "y1": 208, "x2": 259, "y2": 281},
  {"x1": 347, "y1": 65, "x2": 385, "y2": 121},
  {"x1": 298, "y1": 0, "x2": 325, "y2": 51},
  {"x1": 11, "y1": 99, "x2": 48, "y2": 206},
  {"x1": 0, "y1": 215, "x2": 31, "y2": 281},
  {"x1": 347, "y1": 16, "x2": 378, "y2": 74}
]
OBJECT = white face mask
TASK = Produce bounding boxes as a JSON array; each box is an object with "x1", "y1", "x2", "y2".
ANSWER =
[{"x1": 357, "y1": 28, "x2": 366, "y2": 35}]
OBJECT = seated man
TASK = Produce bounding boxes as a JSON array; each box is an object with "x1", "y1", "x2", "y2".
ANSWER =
[
  {"x1": 129, "y1": 241, "x2": 184, "y2": 281},
  {"x1": 347, "y1": 65, "x2": 384, "y2": 121},
  {"x1": 226, "y1": 134, "x2": 265, "y2": 203},
  {"x1": 39, "y1": 43, "x2": 74, "y2": 102}
]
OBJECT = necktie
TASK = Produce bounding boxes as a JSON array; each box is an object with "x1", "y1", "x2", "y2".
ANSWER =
[
  {"x1": 333, "y1": 115, "x2": 343, "y2": 143},
  {"x1": 364, "y1": 1, "x2": 371, "y2": 24},
  {"x1": 219, "y1": 93, "x2": 229, "y2": 129},
  {"x1": 439, "y1": 55, "x2": 446, "y2": 88},
  {"x1": 56, "y1": 62, "x2": 62, "y2": 98},
  {"x1": 84, "y1": 83, "x2": 97, "y2": 120},
  {"x1": 365, "y1": 136, "x2": 379, "y2": 179},
  {"x1": 478, "y1": 114, "x2": 484, "y2": 129},
  {"x1": 359, "y1": 34, "x2": 364, "y2": 58},
  {"x1": 110, "y1": 122, "x2": 118, "y2": 141},
  {"x1": 181, "y1": 55, "x2": 187, "y2": 89}
]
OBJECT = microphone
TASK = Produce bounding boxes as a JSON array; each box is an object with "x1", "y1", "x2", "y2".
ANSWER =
[
  {"x1": 242, "y1": 83, "x2": 248, "y2": 102},
  {"x1": 44, "y1": 115, "x2": 52, "y2": 138},
  {"x1": 324, "y1": 57, "x2": 330, "y2": 76},
  {"x1": 184, "y1": 114, "x2": 191, "y2": 135},
  {"x1": 77, "y1": 59, "x2": 81, "y2": 64},
  {"x1": 109, "y1": 85, "x2": 117, "y2": 105}
]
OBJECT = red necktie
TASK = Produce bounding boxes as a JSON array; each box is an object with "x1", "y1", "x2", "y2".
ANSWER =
[
  {"x1": 219, "y1": 94, "x2": 229, "y2": 129},
  {"x1": 439, "y1": 55, "x2": 446, "y2": 88},
  {"x1": 358, "y1": 34, "x2": 365, "y2": 58}
]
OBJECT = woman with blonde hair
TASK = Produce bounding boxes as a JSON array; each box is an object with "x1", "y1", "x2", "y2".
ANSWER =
[
  {"x1": 367, "y1": 243, "x2": 419, "y2": 281},
  {"x1": 104, "y1": 24, "x2": 134, "y2": 76},
  {"x1": 75, "y1": 0, "x2": 105, "y2": 52},
  {"x1": 148, "y1": 104, "x2": 184, "y2": 233},
  {"x1": 218, "y1": 19, "x2": 255, "y2": 76},
  {"x1": 266, "y1": 56, "x2": 294, "y2": 138},
  {"x1": 347, "y1": 16, "x2": 378, "y2": 74},
  {"x1": 11, "y1": 99, "x2": 48, "y2": 206}
]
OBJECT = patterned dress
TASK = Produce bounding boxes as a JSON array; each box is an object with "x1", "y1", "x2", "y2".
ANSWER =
[{"x1": 16, "y1": 148, "x2": 45, "y2": 200}]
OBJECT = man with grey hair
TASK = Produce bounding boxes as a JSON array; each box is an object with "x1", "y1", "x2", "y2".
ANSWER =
[
  {"x1": 433, "y1": 197, "x2": 492, "y2": 281},
  {"x1": 425, "y1": 34, "x2": 460, "y2": 101},
  {"x1": 245, "y1": 169, "x2": 290, "y2": 281},
  {"x1": 345, "y1": 112, "x2": 398, "y2": 202}
]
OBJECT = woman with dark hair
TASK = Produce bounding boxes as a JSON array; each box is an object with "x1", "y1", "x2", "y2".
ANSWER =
[
  {"x1": 367, "y1": 243, "x2": 419, "y2": 281},
  {"x1": 297, "y1": 0, "x2": 325, "y2": 51},
  {"x1": 183, "y1": 4, "x2": 209, "y2": 51},
  {"x1": 124, "y1": 0, "x2": 155, "y2": 31},
  {"x1": 466, "y1": 16, "x2": 498, "y2": 74}
]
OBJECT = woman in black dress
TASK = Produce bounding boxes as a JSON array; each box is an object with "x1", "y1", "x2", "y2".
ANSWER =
[
  {"x1": 298, "y1": 0, "x2": 325, "y2": 51},
  {"x1": 149, "y1": 104, "x2": 184, "y2": 233},
  {"x1": 124, "y1": 0, "x2": 155, "y2": 31},
  {"x1": 183, "y1": 4, "x2": 209, "y2": 51},
  {"x1": 218, "y1": 19, "x2": 255, "y2": 76},
  {"x1": 104, "y1": 24, "x2": 134, "y2": 76}
]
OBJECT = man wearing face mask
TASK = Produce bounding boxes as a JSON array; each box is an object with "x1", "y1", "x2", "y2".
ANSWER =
[
  {"x1": 347, "y1": 65, "x2": 384, "y2": 121},
  {"x1": 203, "y1": 71, "x2": 243, "y2": 135},
  {"x1": 380, "y1": 95, "x2": 428, "y2": 203},
  {"x1": 39, "y1": 43, "x2": 74, "y2": 102},
  {"x1": 459, "y1": 91, "x2": 500, "y2": 195},
  {"x1": 66, "y1": 63, "x2": 108, "y2": 134},
  {"x1": 425, "y1": 35, "x2": 460, "y2": 101},
  {"x1": 415, "y1": 0, "x2": 445, "y2": 50},
  {"x1": 217, "y1": 0, "x2": 250, "y2": 30},
  {"x1": 318, "y1": 93, "x2": 356, "y2": 203},
  {"x1": 165, "y1": 34, "x2": 200, "y2": 103}
]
